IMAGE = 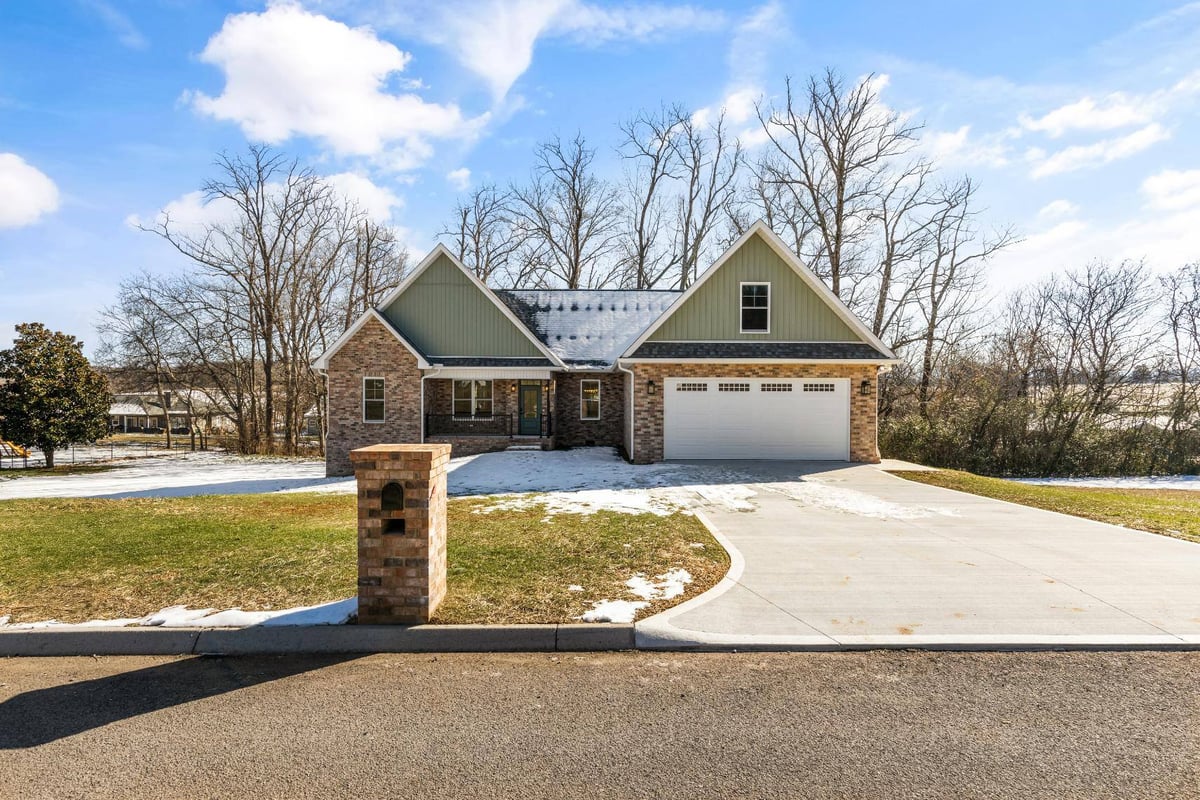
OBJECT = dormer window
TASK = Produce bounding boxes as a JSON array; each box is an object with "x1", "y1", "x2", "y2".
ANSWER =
[{"x1": 740, "y1": 282, "x2": 770, "y2": 333}]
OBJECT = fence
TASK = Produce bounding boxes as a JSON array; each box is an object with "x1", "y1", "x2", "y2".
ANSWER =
[{"x1": 0, "y1": 439, "x2": 219, "y2": 470}]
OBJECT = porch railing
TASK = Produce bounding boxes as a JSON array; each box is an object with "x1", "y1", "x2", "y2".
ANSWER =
[{"x1": 424, "y1": 414, "x2": 553, "y2": 438}]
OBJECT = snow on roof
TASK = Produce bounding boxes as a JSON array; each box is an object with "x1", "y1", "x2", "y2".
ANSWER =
[
  {"x1": 496, "y1": 290, "x2": 679, "y2": 365},
  {"x1": 109, "y1": 402, "x2": 145, "y2": 416}
]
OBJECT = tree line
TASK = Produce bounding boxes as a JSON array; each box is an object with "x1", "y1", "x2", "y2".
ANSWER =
[{"x1": 93, "y1": 69, "x2": 1199, "y2": 474}]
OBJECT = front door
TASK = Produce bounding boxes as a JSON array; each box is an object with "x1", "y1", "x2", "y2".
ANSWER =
[{"x1": 518, "y1": 383, "x2": 542, "y2": 436}]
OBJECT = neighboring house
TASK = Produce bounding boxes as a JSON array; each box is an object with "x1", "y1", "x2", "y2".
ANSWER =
[
  {"x1": 313, "y1": 221, "x2": 898, "y2": 476},
  {"x1": 108, "y1": 390, "x2": 237, "y2": 434}
]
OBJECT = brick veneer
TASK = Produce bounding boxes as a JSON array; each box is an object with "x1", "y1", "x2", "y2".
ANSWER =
[
  {"x1": 351, "y1": 444, "x2": 449, "y2": 624},
  {"x1": 326, "y1": 318, "x2": 423, "y2": 476},
  {"x1": 554, "y1": 372, "x2": 625, "y2": 450},
  {"x1": 627, "y1": 362, "x2": 882, "y2": 464}
]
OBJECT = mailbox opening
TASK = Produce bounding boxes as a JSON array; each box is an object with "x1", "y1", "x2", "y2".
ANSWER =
[
  {"x1": 381, "y1": 482, "x2": 405, "y2": 511},
  {"x1": 384, "y1": 518, "x2": 406, "y2": 535}
]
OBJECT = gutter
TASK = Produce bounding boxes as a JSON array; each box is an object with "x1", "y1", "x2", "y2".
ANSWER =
[{"x1": 615, "y1": 359, "x2": 636, "y2": 461}]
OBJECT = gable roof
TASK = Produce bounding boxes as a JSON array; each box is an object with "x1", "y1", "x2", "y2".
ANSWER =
[
  {"x1": 496, "y1": 289, "x2": 679, "y2": 366},
  {"x1": 311, "y1": 308, "x2": 431, "y2": 370},
  {"x1": 377, "y1": 245, "x2": 566, "y2": 368},
  {"x1": 621, "y1": 221, "x2": 898, "y2": 361}
]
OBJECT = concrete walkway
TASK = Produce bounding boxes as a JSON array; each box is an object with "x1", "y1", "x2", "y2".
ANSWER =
[{"x1": 638, "y1": 463, "x2": 1200, "y2": 649}]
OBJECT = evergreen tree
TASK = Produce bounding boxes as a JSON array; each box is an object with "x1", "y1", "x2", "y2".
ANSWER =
[{"x1": 0, "y1": 323, "x2": 110, "y2": 468}]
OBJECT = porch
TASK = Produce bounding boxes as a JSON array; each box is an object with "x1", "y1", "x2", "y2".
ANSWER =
[{"x1": 422, "y1": 376, "x2": 555, "y2": 455}]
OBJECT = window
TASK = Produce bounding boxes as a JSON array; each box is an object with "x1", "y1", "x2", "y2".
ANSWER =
[
  {"x1": 761, "y1": 382, "x2": 793, "y2": 392},
  {"x1": 363, "y1": 377, "x2": 385, "y2": 422},
  {"x1": 453, "y1": 380, "x2": 493, "y2": 417},
  {"x1": 580, "y1": 379, "x2": 601, "y2": 420},
  {"x1": 718, "y1": 382, "x2": 751, "y2": 392},
  {"x1": 803, "y1": 382, "x2": 836, "y2": 393},
  {"x1": 740, "y1": 282, "x2": 770, "y2": 333},
  {"x1": 676, "y1": 382, "x2": 708, "y2": 392}
]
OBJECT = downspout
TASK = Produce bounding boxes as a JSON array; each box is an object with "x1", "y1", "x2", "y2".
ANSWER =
[
  {"x1": 615, "y1": 359, "x2": 636, "y2": 463},
  {"x1": 420, "y1": 366, "x2": 443, "y2": 442}
]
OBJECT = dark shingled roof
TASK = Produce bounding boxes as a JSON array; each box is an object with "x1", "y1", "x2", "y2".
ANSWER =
[
  {"x1": 496, "y1": 289, "x2": 679, "y2": 366},
  {"x1": 429, "y1": 357, "x2": 558, "y2": 368},
  {"x1": 628, "y1": 341, "x2": 892, "y2": 361}
]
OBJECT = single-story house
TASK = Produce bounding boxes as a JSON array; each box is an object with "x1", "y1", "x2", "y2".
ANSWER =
[{"x1": 313, "y1": 221, "x2": 898, "y2": 476}]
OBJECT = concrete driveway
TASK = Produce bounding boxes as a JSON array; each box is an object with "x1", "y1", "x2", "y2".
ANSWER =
[{"x1": 638, "y1": 462, "x2": 1200, "y2": 648}]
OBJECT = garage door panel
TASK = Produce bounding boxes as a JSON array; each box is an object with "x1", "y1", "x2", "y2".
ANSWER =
[{"x1": 664, "y1": 377, "x2": 850, "y2": 460}]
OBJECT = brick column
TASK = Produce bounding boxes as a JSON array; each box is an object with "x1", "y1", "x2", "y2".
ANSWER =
[{"x1": 350, "y1": 444, "x2": 451, "y2": 624}]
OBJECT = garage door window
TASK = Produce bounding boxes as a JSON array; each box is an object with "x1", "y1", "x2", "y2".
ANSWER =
[
  {"x1": 718, "y1": 382, "x2": 751, "y2": 392},
  {"x1": 804, "y1": 382, "x2": 836, "y2": 392},
  {"x1": 761, "y1": 383, "x2": 793, "y2": 392},
  {"x1": 740, "y1": 283, "x2": 770, "y2": 333}
]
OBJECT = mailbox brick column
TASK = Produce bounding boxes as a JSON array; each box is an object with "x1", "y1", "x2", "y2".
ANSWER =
[{"x1": 350, "y1": 443, "x2": 451, "y2": 624}]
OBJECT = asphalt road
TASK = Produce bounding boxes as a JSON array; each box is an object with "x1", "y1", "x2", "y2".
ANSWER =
[{"x1": 1, "y1": 652, "x2": 1197, "y2": 799}]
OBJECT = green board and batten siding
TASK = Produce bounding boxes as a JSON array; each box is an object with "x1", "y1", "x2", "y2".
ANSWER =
[
  {"x1": 647, "y1": 232, "x2": 863, "y2": 343},
  {"x1": 381, "y1": 253, "x2": 545, "y2": 358}
]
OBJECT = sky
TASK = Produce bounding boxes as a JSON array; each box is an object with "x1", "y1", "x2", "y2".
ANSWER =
[{"x1": 2, "y1": 0, "x2": 1200, "y2": 353}]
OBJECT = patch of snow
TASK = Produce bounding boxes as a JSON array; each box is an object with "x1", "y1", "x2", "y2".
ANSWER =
[
  {"x1": 567, "y1": 584, "x2": 584, "y2": 592},
  {"x1": 1017, "y1": 475, "x2": 1200, "y2": 491},
  {"x1": 578, "y1": 568, "x2": 693, "y2": 623},
  {"x1": 0, "y1": 598, "x2": 357, "y2": 629},
  {"x1": 769, "y1": 479, "x2": 958, "y2": 519}
]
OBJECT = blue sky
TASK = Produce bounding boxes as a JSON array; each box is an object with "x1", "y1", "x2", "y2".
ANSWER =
[{"x1": 2, "y1": 0, "x2": 1200, "y2": 352}]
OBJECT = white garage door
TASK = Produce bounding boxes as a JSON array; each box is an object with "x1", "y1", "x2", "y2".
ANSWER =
[{"x1": 663, "y1": 377, "x2": 850, "y2": 460}]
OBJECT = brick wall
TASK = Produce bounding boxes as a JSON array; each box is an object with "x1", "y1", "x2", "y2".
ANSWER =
[
  {"x1": 627, "y1": 362, "x2": 882, "y2": 464},
  {"x1": 326, "y1": 318, "x2": 423, "y2": 476},
  {"x1": 554, "y1": 372, "x2": 625, "y2": 450}
]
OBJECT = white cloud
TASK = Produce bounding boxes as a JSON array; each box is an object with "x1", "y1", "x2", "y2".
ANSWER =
[
  {"x1": 923, "y1": 125, "x2": 1011, "y2": 168},
  {"x1": 331, "y1": 0, "x2": 725, "y2": 102},
  {"x1": 325, "y1": 172, "x2": 402, "y2": 221},
  {"x1": 0, "y1": 153, "x2": 60, "y2": 228},
  {"x1": 1018, "y1": 70, "x2": 1200, "y2": 138},
  {"x1": 446, "y1": 167, "x2": 471, "y2": 191},
  {"x1": 1141, "y1": 168, "x2": 1200, "y2": 211},
  {"x1": 82, "y1": 0, "x2": 148, "y2": 49},
  {"x1": 1028, "y1": 123, "x2": 1170, "y2": 178},
  {"x1": 1019, "y1": 95, "x2": 1150, "y2": 138},
  {"x1": 1037, "y1": 199, "x2": 1080, "y2": 219},
  {"x1": 189, "y1": 3, "x2": 484, "y2": 168}
]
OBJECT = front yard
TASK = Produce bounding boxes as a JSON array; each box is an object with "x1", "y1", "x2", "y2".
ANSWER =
[
  {"x1": 891, "y1": 468, "x2": 1200, "y2": 544},
  {"x1": 0, "y1": 492, "x2": 727, "y2": 625}
]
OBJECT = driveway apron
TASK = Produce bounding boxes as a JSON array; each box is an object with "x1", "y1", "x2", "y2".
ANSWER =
[{"x1": 641, "y1": 463, "x2": 1200, "y2": 648}]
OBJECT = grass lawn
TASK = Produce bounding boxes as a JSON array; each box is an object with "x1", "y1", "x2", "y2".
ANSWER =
[
  {"x1": 0, "y1": 493, "x2": 727, "y2": 625},
  {"x1": 890, "y1": 468, "x2": 1200, "y2": 545}
]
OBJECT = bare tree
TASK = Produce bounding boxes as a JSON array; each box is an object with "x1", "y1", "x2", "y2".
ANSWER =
[
  {"x1": 618, "y1": 105, "x2": 684, "y2": 288},
  {"x1": 672, "y1": 109, "x2": 742, "y2": 288},
  {"x1": 510, "y1": 133, "x2": 624, "y2": 288},
  {"x1": 757, "y1": 70, "x2": 921, "y2": 298},
  {"x1": 442, "y1": 184, "x2": 521, "y2": 285}
]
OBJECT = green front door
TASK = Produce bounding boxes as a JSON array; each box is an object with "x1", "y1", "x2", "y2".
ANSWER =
[{"x1": 518, "y1": 383, "x2": 541, "y2": 436}]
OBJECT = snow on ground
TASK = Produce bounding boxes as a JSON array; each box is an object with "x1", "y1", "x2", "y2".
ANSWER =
[
  {"x1": 0, "y1": 598, "x2": 356, "y2": 629},
  {"x1": 767, "y1": 479, "x2": 959, "y2": 520},
  {"x1": 578, "y1": 568, "x2": 693, "y2": 623},
  {"x1": 0, "y1": 450, "x2": 354, "y2": 500},
  {"x1": 1017, "y1": 475, "x2": 1200, "y2": 491}
]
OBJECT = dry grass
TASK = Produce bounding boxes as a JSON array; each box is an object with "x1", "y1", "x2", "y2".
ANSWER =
[
  {"x1": 0, "y1": 493, "x2": 727, "y2": 624},
  {"x1": 891, "y1": 469, "x2": 1200, "y2": 544}
]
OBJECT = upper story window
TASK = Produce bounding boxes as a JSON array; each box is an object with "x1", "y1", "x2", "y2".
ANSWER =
[
  {"x1": 580, "y1": 379, "x2": 601, "y2": 420},
  {"x1": 740, "y1": 282, "x2": 770, "y2": 333},
  {"x1": 453, "y1": 380, "x2": 493, "y2": 417},
  {"x1": 363, "y1": 377, "x2": 385, "y2": 422}
]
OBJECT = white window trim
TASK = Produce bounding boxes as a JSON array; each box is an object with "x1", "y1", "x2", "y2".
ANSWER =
[
  {"x1": 739, "y1": 281, "x2": 771, "y2": 334},
  {"x1": 452, "y1": 379, "x2": 494, "y2": 419},
  {"x1": 362, "y1": 376, "x2": 385, "y2": 424},
  {"x1": 580, "y1": 379, "x2": 601, "y2": 420}
]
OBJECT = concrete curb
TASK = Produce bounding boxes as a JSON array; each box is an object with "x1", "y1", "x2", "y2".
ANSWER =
[{"x1": 0, "y1": 624, "x2": 636, "y2": 657}]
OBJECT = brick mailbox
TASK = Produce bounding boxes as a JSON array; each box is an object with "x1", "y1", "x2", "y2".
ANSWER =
[{"x1": 350, "y1": 444, "x2": 451, "y2": 624}]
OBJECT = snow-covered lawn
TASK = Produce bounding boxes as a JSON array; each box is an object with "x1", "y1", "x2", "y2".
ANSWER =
[{"x1": 1017, "y1": 475, "x2": 1200, "y2": 491}]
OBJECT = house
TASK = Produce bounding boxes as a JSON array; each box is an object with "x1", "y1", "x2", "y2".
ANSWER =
[
  {"x1": 108, "y1": 390, "x2": 237, "y2": 435},
  {"x1": 313, "y1": 221, "x2": 898, "y2": 476}
]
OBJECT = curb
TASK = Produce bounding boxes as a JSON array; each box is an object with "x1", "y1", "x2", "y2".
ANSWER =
[{"x1": 0, "y1": 624, "x2": 636, "y2": 657}]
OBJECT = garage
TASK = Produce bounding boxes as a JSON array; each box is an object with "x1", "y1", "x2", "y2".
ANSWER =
[{"x1": 663, "y1": 377, "x2": 850, "y2": 460}]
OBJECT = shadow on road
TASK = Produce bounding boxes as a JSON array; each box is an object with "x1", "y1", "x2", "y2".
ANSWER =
[{"x1": 0, "y1": 654, "x2": 360, "y2": 749}]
